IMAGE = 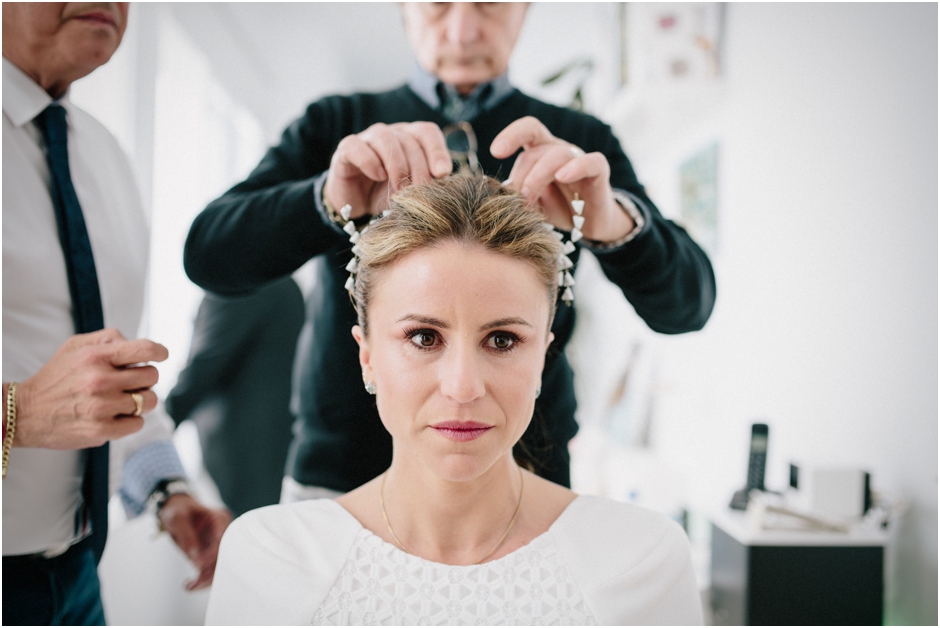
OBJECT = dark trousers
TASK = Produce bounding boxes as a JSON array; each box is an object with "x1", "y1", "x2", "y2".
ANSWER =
[{"x1": 3, "y1": 544, "x2": 105, "y2": 626}]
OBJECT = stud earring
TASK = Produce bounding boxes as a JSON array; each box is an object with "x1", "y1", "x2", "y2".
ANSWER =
[
  {"x1": 364, "y1": 381, "x2": 376, "y2": 395},
  {"x1": 535, "y1": 385, "x2": 542, "y2": 399}
]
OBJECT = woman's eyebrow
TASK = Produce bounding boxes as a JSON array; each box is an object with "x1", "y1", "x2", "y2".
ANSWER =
[
  {"x1": 395, "y1": 315, "x2": 533, "y2": 331},
  {"x1": 481, "y1": 317, "x2": 533, "y2": 331},
  {"x1": 396, "y1": 314, "x2": 449, "y2": 328}
]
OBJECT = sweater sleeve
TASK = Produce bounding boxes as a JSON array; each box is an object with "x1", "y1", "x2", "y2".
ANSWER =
[
  {"x1": 551, "y1": 496, "x2": 704, "y2": 625},
  {"x1": 586, "y1": 120, "x2": 716, "y2": 334},
  {"x1": 205, "y1": 500, "x2": 360, "y2": 625},
  {"x1": 183, "y1": 98, "x2": 348, "y2": 295},
  {"x1": 164, "y1": 278, "x2": 303, "y2": 423}
]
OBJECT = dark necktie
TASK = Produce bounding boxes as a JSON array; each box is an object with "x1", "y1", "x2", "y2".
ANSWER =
[{"x1": 35, "y1": 103, "x2": 109, "y2": 563}]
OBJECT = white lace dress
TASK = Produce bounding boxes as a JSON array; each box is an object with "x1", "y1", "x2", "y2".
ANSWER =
[{"x1": 205, "y1": 496, "x2": 702, "y2": 625}]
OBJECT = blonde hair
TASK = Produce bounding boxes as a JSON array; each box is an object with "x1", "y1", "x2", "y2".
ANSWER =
[{"x1": 352, "y1": 176, "x2": 563, "y2": 334}]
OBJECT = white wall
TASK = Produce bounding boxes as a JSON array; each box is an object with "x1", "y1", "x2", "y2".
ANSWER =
[{"x1": 600, "y1": 4, "x2": 936, "y2": 624}]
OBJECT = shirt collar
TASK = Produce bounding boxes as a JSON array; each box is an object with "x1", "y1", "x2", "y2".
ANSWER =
[
  {"x1": 407, "y1": 63, "x2": 513, "y2": 114},
  {"x1": 2, "y1": 57, "x2": 59, "y2": 128}
]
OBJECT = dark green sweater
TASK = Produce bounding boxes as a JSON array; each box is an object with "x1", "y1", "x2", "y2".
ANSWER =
[{"x1": 184, "y1": 86, "x2": 715, "y2": 490}]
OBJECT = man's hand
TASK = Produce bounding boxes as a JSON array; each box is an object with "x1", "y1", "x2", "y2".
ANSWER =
[
  {"x1": 158, "y1": 494, "x2": 232, "y2": 591},
  {"x1": 491, "y1": 116, "x2": 635, "y2": 244},
  {"x1": 11, "y1": 328, "x2": 168, "y2": 449},
  {"x1": 324, "y1": 122, "x2": 453, "y2": 219}
]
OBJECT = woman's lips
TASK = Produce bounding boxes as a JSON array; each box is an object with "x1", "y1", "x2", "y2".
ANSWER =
[
  {"x1": 430, "y1": 421, "x2": 493, "y2": 442},
  {"x1": 73, "y1": 12, "x2": 117, "y2": 29}
]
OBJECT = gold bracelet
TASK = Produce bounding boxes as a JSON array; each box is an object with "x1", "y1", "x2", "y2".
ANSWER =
[{"x1": 3, "y1": 382, "x2": 18, "y2": 479}]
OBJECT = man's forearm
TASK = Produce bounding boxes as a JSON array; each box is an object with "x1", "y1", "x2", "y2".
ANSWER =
[
  {"x1": 184, "y1": 177, "x2": 342, "y2": 295},
  {"x1": 592, "y1": 210, "x2": 716, "y2": 334}
]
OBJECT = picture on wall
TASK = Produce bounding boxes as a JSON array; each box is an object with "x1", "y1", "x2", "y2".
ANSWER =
[
  {"x1": 620, "y1": 2, "x2": 726, "y2": 86},
  {"x1": 679, "y1": 142, "x2": 719, "y2": 255}
]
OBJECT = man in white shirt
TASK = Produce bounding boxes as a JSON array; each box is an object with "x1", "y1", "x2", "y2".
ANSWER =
[{"x1": 2, "y1": 4, "x2": 230, "y2": 624}]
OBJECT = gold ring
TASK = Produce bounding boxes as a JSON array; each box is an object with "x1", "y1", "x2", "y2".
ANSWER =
[{"x1": 130, "y1": 392, "x2": 144, "y2": 417}]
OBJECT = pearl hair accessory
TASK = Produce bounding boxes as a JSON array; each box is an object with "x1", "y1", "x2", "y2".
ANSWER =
[
  {"x1": 340, "y1": 204, "x2": 359, "y2": 293},
  {"x1": 338, "y1": 206, "x2": 376, "y2": 394},
  {"x1": 340, "y1": 193, "x2": 582, "y2": 306},
  {"x1": 543, "y1": 193, "x2": 583, "y2": 306},
  {"x1": 341, "y1": 204, "x2": 389, "y2": 295}
]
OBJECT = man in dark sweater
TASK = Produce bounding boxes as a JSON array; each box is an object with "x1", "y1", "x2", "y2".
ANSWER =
[{"x1": 184, "y1": 3, "x2": 715, "y2": 498}]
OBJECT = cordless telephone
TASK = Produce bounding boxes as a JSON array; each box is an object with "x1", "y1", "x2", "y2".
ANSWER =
[{"x1": 730, "y1": 423, "x2": 769, "y2": 510}]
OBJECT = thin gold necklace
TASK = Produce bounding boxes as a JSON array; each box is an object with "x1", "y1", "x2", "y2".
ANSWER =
[{"x1": 379, "y1": 466, "x2": 524, "y2": 565}]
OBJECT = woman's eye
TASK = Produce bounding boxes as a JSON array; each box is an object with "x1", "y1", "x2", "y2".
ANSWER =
[
  {"x1": 488, "y1": 333, "x2": 515, "y2": 351},
  {"x1": 409, "y1": 331, "x2": 437, "y2": 348}
]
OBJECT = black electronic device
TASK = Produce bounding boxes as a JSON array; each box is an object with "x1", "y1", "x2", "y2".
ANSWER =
[{"x1": 729, "y1": 423, "x2": 769, "y2": 510}]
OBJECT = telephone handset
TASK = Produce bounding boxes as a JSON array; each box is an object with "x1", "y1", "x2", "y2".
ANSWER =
[
  {"x1": 746, "y1": 423, "x2": 769, "y2": 491},
  {"x1": 730, "y1": 423, "x2": 769, "y2": 510}
]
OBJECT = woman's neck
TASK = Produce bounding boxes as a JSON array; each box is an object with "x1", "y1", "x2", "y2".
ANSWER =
[{"x1": 381, "y1": 453, "x2": 524, "y2": 565}]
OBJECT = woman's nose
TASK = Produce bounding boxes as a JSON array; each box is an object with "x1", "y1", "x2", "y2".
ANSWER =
[{"x1": 439, "y1": 343, "x2": 486, "y2": 404}]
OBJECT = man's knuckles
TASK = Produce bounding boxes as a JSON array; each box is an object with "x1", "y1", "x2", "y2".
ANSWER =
[
  {"x1": 361, "y1": 123, "x2": 394, "y2": 147},
  {"x1": 406, "y1": 121, "x2": 445, "y2": 143},
  {"x1": 134, "y1": 364, "x2": 160, "y2": 388},
  {"x1": 83, "y1": 371, "x2": 113, "y2": 395},
  {"x1": 66, "y1": 328, "x2": 124, "y2": 349}
]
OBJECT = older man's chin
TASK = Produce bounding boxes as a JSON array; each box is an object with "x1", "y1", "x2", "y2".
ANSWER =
[{"x1": 436, "y1": 63, "x2": 499, "y2": 91}]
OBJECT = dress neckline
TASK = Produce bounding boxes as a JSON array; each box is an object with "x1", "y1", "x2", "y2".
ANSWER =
[{"x1": 322, "y1": 494, "x2": 584, "y2": 569}]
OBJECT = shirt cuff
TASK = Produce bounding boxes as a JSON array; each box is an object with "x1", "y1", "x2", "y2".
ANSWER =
[
  {"x1": 582, "y1": 189, "x2": 651, "y2": 253},
  {"x1": 312, "y1": 170, "x2": 348, "y2": 238},
  {"x1": 119, "y1": 440, "x2": 188, "y2": 517}
]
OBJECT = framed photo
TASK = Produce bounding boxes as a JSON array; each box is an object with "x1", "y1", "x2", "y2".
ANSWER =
[
  {"x1": 621, "y1": 2, "x2": 725, "y2": 85},
  {"x1": 680, "y1": 143, "x2": 719, "y2": 255}
]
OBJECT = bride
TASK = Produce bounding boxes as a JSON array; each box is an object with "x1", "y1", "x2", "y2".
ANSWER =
[{"x1": 206, "y1": 176, "x2": 702, "y2": 625}]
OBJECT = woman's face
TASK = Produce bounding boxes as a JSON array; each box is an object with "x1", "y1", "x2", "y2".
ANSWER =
[{"x1": 353, "y1": 241, "x2": 553, "y2": 482}]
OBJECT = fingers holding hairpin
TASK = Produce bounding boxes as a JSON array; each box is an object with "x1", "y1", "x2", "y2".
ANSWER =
[
  {"x1": 490, "y1": 116, "x2": 556, "y2": 156},
  {"x1": 535, "y1": 184, "x2": 577, "y2": 230},
  {"x1": 394, "y1": 129, "x2": 435, "y2": 187},
  {"x1": 511, "y1": 143, "x2": 583, "y2": 204},
  {"x1": 326, "y1": 134, "x2": 389, "y2": 220},
  {"x1": 399, "y1": 122, "x2": 452, "y2": 179},
  {"x1": 554, "y1": 150, "x2": 609, "y2": 189},
  {"x1": 553, "y1": 153, "x2": 639, "y2": 244},
  {"x1": 328, "y1": 121, "x2": 449, "y2": 219},
  {"x1": 359, "y1": 124, "x2": 411, "y2": 192}
]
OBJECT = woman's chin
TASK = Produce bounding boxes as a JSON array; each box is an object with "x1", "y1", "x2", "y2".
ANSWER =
[
  {"x1": 421, "y1": 448, "x2": 521, "y2": 484},
  {"x1": 427, "y1": 452, "x2": 500, "y2": 483}
]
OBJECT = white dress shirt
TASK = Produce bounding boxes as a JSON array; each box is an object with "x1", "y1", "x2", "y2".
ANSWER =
[
  {"x1": 2, "y1": 57, "x2": 184, "y2": 556},
  {"x1": 206, "y1": 495, "x2": 704, "y2": 625}
]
